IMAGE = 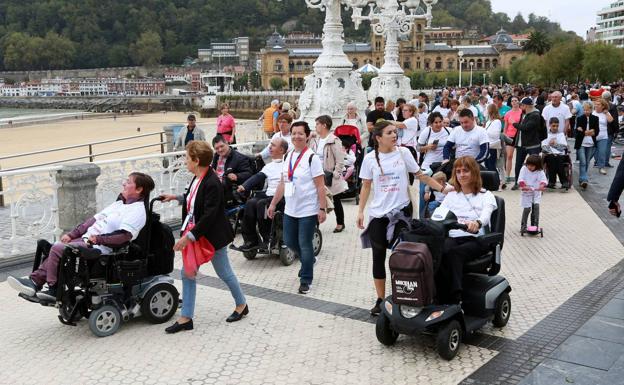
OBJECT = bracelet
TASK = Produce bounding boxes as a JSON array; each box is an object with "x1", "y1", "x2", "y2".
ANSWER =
[{"x1": 319, "y1": 208, "x2": 326, "y2": 212}]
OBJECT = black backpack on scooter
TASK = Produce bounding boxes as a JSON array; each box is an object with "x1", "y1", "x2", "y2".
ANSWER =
[{"x1": 389, "y1": 242, "x2": 436, "y2": 307}]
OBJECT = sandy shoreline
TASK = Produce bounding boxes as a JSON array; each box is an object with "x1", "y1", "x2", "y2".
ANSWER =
[{"x1": 0, "y1": 112, "x2": 262, "y2": 170}]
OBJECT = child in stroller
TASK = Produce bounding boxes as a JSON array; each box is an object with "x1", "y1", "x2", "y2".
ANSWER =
[{"x1": 335, "y1": 124, "x2": 364, "y2": 204}]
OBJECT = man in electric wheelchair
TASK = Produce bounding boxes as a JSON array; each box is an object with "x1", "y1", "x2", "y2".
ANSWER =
[
  {"x1": 8, "y1": 172, "x2": 156, "y2": 301},
  {"x1": 212, "y1": 134, "x2": 253, "y2": 207},
  {"x1": 234, "y1": 136, "x2": 288, "y2": 252}
]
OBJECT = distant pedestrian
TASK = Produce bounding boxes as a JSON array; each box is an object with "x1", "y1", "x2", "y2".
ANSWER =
[
  {"x1": 261, "y1": 99, "x2": 280, "y2": 139},
  {"x1": 217, "y1": 103, "x2": 236, "y2": 144},
  {"x1": 173, "y1": 114, "x2": 206, "y2": 151}
]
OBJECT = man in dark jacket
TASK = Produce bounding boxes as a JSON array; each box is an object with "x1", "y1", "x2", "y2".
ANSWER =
[
  {"x1": 608, "y1": 160, "x2": 624, "y2": 217},
  {"x1": 512, "y1": 97, "x2": 547, "y2": 190},
  {"x1": 211, "y1": 135, "x2": 253, "y2": 206}
]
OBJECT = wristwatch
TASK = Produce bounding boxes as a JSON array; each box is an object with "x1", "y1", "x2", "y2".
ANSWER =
[
  {"x1": 475, "y1": 220, "x2": 482, "y2": 229},
  {"x1": 319, "y1": 208, "x2": 326, "y2": 212}
]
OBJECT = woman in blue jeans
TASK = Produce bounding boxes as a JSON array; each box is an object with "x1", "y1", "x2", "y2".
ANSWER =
[
  {"x1": 268, "y1": 121, "x2": 327, "y2": 295},
  {"x1": 575, "y1": 102, "x2": 599, "y2": 189},
  {"x1": 592, "y1": 99, "x2": 614, "y2": 175},
  {"x1": 161, "y1": 141, "x2": 247, "y2": 333}
]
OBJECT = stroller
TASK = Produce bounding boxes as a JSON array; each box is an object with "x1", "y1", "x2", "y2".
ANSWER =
[
  {"x1": 18, "y1": 197, "x2": 179, "y2": 337},
  {"x1": 334, "y1": 124, "x2": 364, "y2": 204}
]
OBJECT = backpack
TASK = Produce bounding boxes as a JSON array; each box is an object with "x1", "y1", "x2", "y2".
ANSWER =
[
  {"x1": 132, "y1": 212, "x2": 175, "y2": 276},
  {"x1": 389, "y1": 241, "x2": 436, "y2": 307}
]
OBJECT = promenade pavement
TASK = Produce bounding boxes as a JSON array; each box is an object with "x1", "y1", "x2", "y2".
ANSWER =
[{"x1": 1, "y1": 156, "x2": 624, "y2": 384}]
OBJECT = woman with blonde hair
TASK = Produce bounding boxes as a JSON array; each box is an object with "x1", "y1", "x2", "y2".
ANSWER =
[{"x1": 217, "y1": 103, "x2": 236, "y2": 144}]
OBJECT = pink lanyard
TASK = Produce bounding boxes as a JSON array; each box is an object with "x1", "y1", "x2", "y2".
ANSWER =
[{"x1": 186, "y1": 170, "x2": 208, "y2": 214}]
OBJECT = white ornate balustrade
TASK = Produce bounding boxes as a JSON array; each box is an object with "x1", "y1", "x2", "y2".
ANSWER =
[{"x1": 0, "y1": 141, "x2": 259, "y2": 260}]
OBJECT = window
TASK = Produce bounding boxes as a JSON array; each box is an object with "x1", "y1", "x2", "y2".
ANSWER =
[
  {"x1": 485, "y1": 59, "x2": 491, "y2": 69},
  {"x1": 304, "y1": 60, "x2": 311, "y2": 69},
  {"x1": 477, "y1": 59, "x2": 483, "y2": 70},
  {"x1": 492, "y1": 59, "x2": 498, "y2": 68},
  {"x1": 273, "y1": 59, "x2": 283, "y2": 72},
  {"x1": 447, "y1": 59, "x2": 454, "y2": 70},
  {"x1": 435, "y1": 57, "x2": 442, "y2": 70},
  {"x1": 296, "y1": 61, "x2": 303, "y2": 71},
  {"x1": 425, "y1": 59, "x2": 430, "y2": 70},
  {"x1": 403, "y1": 60, "x2": 411, "y2": 69}
]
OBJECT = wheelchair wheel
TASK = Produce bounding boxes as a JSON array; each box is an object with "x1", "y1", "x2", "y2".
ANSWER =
[
  {"x1": 279, "y1": 246, "x2": 297, "y2": 266},
  {"x1": 59, "y1": 302, "x2": 83, "y2": 323},
  {"x1": 492, "y1": 292, "x2": 511, "y2": 328},
  {"x1": 312, "y1": 228, "x2": 323, "y2": 257},
  {"x1": 141, "y1": 283, "x2": 179, "y2": 324},
  {"x1": 89, "y1": 305, "x2": 122, "y2": 337},
  {"x1": 436, "y1": 320, "x2": 462, "y2": 360}
]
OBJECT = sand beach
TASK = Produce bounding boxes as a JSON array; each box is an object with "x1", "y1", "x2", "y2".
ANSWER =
[{"x1": 0, "y1": 112, "x2": 261, "y2": 170}]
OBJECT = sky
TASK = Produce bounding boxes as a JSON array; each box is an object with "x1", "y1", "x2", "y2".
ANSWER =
[{"x1": 489, "y1": 0, "x2": 610, "y2": 37}]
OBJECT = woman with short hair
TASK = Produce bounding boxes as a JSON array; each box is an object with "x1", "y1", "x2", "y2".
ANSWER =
[
  {"x1": 161, "y1": 141, "x2": 248, "y2": 333},
  {"x1": 217, "y1": 103, "x2": 236, "y2": 144}
]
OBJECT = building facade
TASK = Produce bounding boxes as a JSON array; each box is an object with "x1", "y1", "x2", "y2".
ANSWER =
[
  {"x1": 198, "y1": 37, "x2": 250, "y2": 66},
  {"x1": 595, "y1": 1, "x2": 624, "y2": 47},
  {"x1": 260, "y1": 27, "x2": 523, "y2": 89}
]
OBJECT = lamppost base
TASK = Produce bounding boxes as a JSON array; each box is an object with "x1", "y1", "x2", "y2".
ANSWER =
[
  {"x1": 298, "y1": 68, "x2": 368, "y2": 126},
  {"x1": 367, "y1": 73, "x2": 413, "y2": 104}
]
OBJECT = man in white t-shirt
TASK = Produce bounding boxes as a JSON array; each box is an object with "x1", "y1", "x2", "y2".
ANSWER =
[
  {"x1": 541, "y1": 91, "x2": 572, "y2": 135},
  {"x1": 8, "y1": 172, "x2": 155, "y2": 301},
  {"x1": 238, "y1": 137, "x2": 289, "y2": 251},
  {"x1": 443, "y1": 109, "x2": 489, "y2": 164}
]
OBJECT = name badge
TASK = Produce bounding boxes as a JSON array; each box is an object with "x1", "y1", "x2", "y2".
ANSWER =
[{"x1": 284, "y1": 182, "x2": 295, "y2": 197}]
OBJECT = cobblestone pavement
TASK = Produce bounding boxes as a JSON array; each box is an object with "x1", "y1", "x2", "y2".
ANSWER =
[{"x1": 1, "y1": 153, "x2": 624, "y2": 384}]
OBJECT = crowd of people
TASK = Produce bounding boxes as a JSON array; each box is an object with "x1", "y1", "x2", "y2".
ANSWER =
[{"x1": 10, "y1": 83, "x2": 624, "y2": 333}]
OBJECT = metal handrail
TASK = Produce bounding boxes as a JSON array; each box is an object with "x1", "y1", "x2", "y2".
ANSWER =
[{"x1": 0, "y1": 132, "x2": 165, "y2": 161}]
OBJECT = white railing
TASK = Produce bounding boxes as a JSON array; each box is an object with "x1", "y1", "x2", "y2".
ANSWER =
[
  {"x1": 0, "y1": 141, "x2": 260, "y2": 259},
  {"x1": 0, "y1": 165, "x2": 62, "y2": 258},
  {"x1": 220, "y1": 90, "x2": 302, "y2": 97}
]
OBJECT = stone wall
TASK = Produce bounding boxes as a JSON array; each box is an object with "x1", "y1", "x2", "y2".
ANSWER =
[{"x1": 212, "y1": 94, "x2": 300, "y2": 118}]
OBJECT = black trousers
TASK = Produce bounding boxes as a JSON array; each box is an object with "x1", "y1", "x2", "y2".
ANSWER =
[
  {"x1": 333, "y1": 193, "x2": 345, "y2": 226},
  {"x1": 367, "y1": 204, "x2": 412, "y2": 280},
  {"x1": 437, "y1": 237, "x2": 488, "y2": 300},
  {"x1": 544, "y1": 154, "x2": 568, "y2": 186},
  {"x1": 241, "y1": 193, "x2": 278, "y2": 244}
]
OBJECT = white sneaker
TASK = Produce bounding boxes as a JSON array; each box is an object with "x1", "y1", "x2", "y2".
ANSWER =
[
  {"x1": 7, "y1": 276, "x2": 37, "y2": 297},
  {"x1": 600, "y1": 168, "x2": 607, "y2": 175}
]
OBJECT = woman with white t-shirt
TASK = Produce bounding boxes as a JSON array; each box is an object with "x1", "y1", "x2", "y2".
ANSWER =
[
  {"x1": 592, "y1": 98, "x2": 614, "y2": 175},
  {"x1": 433, "y1": 97, "x2": 451, "y2": 119},
  {"x1": 437, "y1": 156, "x2": 497, "y2": 304},
  {"x1": 484, "y1": 104, "x2": 502, "y2": 174},
  {"x1": 268, "y1": 121, "x2": 327, "y2": 295},
  {"x1": 394, "y1": 103, "x2": 420, "y2": 159},
  {"x1": 357, "y1": 121, "x2": 443, "y2": 315},
  {"x1": 417, "y1": 111, "x2": 450, "y2": 218}
]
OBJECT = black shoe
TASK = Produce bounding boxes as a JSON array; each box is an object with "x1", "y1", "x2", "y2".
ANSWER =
[
  {"x1": 581, "y1": 181, "x2": 588, "y2": 189},
  {"x1": 298, "y1": 283, "x2": 310, "y2": 294},
  {"x1": 240, "y1": 242, "x2": 259, "y2": 252},
  {"x1": 511, "y1": 184, "x2": 519, "y2": 191},
  {"x1": 7, "y1": 276, "x2": 38, "y2": 297},
  {"x1": 370, "y1": 298, "x2": 383, "y2": 316},
  {"x1": 333, "y1": 225, "x2": 345, "y2": 233},
  {"x1": 226, "y1": 305, "x2": 249, "y2": 323},
  {"x1": 546, "y1": 184, "x2": 556, "y2": 189},
  {"x1": 165, "y1": 319, "x2": 194, "y2": 334},
  {"x1": 36, "y1": 285, "x2": 57, "y2": 302}
]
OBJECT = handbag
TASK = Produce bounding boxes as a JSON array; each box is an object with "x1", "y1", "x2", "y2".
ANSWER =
[
  {"x1": 181, "y1": 223, "x2": 215, "y2": 279},
  {"x1": 501, "y1": 133, "x2": 515, "y2": 145},
  {"x1": 324, "y1": 186, "x2": 334, "y2": 214}
]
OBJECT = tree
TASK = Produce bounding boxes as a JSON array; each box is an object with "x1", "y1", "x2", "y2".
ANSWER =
[
  {"x1": 131, "y1": 31, "x2": 163, "y2": 68},
  {"x1": 40, "y1": 32, "x2": 76, "y2": 69},
  {"x1": 510, "y1": 14, "x2": 527, "y2": 34},
  {"x1": 3, "y1": 32, "x2": 31, "y2": 70},
  {"x1": 524, "y1": 31, "x2": 552, "y2": 56},
  {"x1": 249, "y1": 71, "x2": 261, "y2": 90},
  {"x1": 269, "y1": 77, "x2": 286, "y2": 90},
  {"x1": 361, "y1": 73, "x2": 377, "y2": 90},
  {"x1": 582, "y1": 43, "x2": 624, "y2": 83}
]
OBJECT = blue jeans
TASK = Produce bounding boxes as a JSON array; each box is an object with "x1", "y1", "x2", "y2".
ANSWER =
[
  {"x1": 418, "y1": 181, "x2": 426, "y2": 219},
  {"x1": 283, "y1": 214, "x2": 317, "y2": 285},
  {"x1": 484, "y1": 149, "x2": 498, "y2": 172},
  {"x1": 595, "y1": 139, "x2": 609, "y2": 168},
  {"x1": 427, "y1": 200, "x2": 441, "y2": 217},
  {"x1": 577, "y1": 146, "x2": 596, "y2": 183},
  {"x1": 181, "y1": 246, "x2": 246, "y2": 319}
]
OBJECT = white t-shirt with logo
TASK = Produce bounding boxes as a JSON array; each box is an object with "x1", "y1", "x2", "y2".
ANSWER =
[
  {"x1": 281, "y1": 149, "x2": 324, "y2": 218},
  {"x1": 261, "y1": 160, "x2": 283, "y2": 196},
  {"x1": 447, "y1": 126, "x2": 489, "y2": 159},
  {"x1": 84, "y1": 200, "x2": 147, "y2": 254},
  {"x1": 542, "y1": 103, "x2": 572, "y2": 134},
  {"x1": 440, "y1": 190, "x2": 497, "y2": 238},
  {"x1": 359, "y1": 146, "x2": 420, "y2": 218},
  {"x1": 315, "y1": 137, "x2": 328, "y2": 161},
  {"x1": 417, "y1": 127, "x2": 450, "y2": 170}
]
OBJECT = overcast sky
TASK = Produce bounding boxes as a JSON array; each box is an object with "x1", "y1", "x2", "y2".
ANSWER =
[{"x1": 489, "y1": 0, "x2": 611, "y2": 37}]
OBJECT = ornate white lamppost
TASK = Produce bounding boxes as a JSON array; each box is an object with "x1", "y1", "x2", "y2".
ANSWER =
[
  {"x1": 351, "y1": 0, "x2": 437, "y2": 102},
  {"x1": 457, "y1": 50, "x2": 464, "y2": 88},
  {"x1": 469, "y1": 61, "x2": 474, "y2": 87},
  {"x1": 482, "y1": 73, "x2": 486, "y2": 86},
  {"x1": 295, "y1": 0, "x2": 369, "y2": 124}
]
